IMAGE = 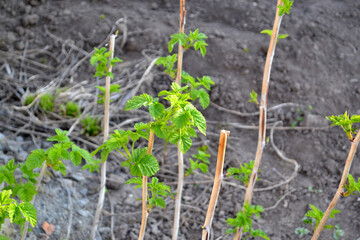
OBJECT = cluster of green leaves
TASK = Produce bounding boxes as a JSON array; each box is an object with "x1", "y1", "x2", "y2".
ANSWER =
[
  {"x1": 260, "y1": 29, "x2": 289, "y2": 41},
  {"x1": 248, "y1": 90, "x2": 259, "y2": 107},
  {"x1": 227, "y1": 160, "x2": 258, "y2": 187},
  {"x1": 290, "y1": 108, "x2": 304, "y2": 127},
  {"x1": 60, "y1": 101, "x2": 80, "y2": 117},
  {"x1": 0, "y1": 129, "x2": 96, "y2": 233},
  {"x1": 81, "y1": 115, "x2": 102, "y2": 136},
  {"x1": 185, "y1": 146, "x2": 210, "y2": 177},
  {"x1": 303, "y1": 204, "x2": 340, "y2": 232},
  {"x1": 39, "y1": 93, "x2": 54, "y2": 112},
  {"x1": 0, "y1": 190, "x2": 36, "y2": 237},
  {"x1": 90, "y1": 47, "x2": 123, "y2": 79},
  {"x1": 226, "y1": 202, "x2": 269, "y2": 240},
  {"x1": 127, "y1": 177, "x2": 171, "y2": 209},
  {"x1": 125, "y1": 82, "x2": 207, "y2": 153},
  {"x1": 92, "y1": 125, "x2": 171, "y2": 209},
  {"x1": 333, "y1": 225, "x2": 344, "y2": 240},
  {"x1": 326, "y1": 112, "x2": 360, "y2": 140},
  {"x1": 96, "y1": 84, "x2": 121, "y2": 104},
  {"x1": 278, "y1": 0, "x2": 294, "y2": 16},
  {"x1": 156, "y1": 29, "x2": 214, "y2": 109},
  {"x1": 343, "y1": 174, "x2": 360, "y2": 197},
  {"x1": 26, "y1": 129, "x2": 97, "y2": 174},
  {"x1": 168, "y1": 29, "x2": 208, "y2": 56},
  {"x1": 295, "y1": 227, "x2": 310, "y2": 238}
]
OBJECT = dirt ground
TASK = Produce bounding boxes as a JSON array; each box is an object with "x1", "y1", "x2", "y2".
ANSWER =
[{"x1": 1, "y1": 0, "x2": 360, "y2": 239}]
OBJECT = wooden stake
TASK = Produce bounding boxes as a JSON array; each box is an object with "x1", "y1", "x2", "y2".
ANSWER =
[
  {"x1": 233, "y1": 1, "x2": 283, "y2": 239},
  {"x1": 202, "y1": 130, "x2": 230, "y2": 240},
  {"x1": 90, "y1": 34, "x2": 116, "y2": 240},
  {"x1": 311, "y1": 131, "x2": 360, "y2": 240}
]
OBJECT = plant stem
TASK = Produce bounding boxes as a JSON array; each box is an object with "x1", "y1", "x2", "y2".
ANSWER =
[
  {"x1": 138, "y1": 131, "x2": 155, "y2": 240},
  {"x1": 172, "y1": 1, "x2": 186, "y2": 239},
  {"x1": 21, "y1": 162, "x2": 47, "y2": 240},
  {"x1": 233, "y1": 1, "x2": 283, "y2": 239},
  {"x1": 202, "y1": 130, "x2": 230, "y2": 240},
  {"x1": 311, "y1": 131, "x2": 360, "y2": 240},
  {"x1": 90, "y1": 34, "x2": 116, "y2": 240}
]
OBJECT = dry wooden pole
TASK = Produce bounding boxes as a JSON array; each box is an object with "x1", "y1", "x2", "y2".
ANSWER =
[
  {"x1": 311, "y1": 131, "x2": 360, "y2": 240},
  {"x1": 138, "y1": 131, "x2": 155, "y2": 240},
  {"x1": 90, "y1": 34, "x2": 116, "y2": 240},
  {"x1": 202, "y1": 130, "x2": 230, "y2": 240},
  {"x1": 172, "y1": 0, "x2": 186, "y2": 239},
  {"x1": 233, "y1": 1, "x2": 283, "y2": 239}
]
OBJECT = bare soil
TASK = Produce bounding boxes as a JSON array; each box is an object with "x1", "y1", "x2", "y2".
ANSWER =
[{"x1": 1, "y1": 0, "x2": 360, "y2": 239}]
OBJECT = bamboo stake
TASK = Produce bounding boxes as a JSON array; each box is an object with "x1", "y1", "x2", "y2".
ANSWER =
[
  {"x1": 202, "y1": 130, "x2": 230, "y2": 240},
  {"x1": 172, "y1": 0, "x2": 186, "y2": 239},
  {"x1": 311, "y1": 131, "x2": 360, "y2": 240},
  {"x1": 233, "y1": 1, "x2": 283, "y2": 239},
  {"x1": 90, "y1": 34, "x2": 116, "y2": 240},
  {"x1": 138, "y1": 131, "x2": 155, "y2": 240}
]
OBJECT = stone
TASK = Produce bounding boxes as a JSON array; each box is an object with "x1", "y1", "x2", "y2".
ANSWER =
[
  {"x1": 6, "y1": 32, "x2": 17, "y2": 44},
  {"x1": 151, "y1": 2, "x2": 159, "y2": 10},
  {"x1": 22, "y1": 14, "x2": 40, "y2": 26},
  {"x1": 304, "y1": 113, "x2": 329, "y2": 127},
  {"x1": 106, "y1": 174, "x2": 126, "y2": 190},
  {"x1": 325, "y1": 159, "x2": 338, "y2": 175},
  {"x1": 76, "y1": 209, "x2": 89, "y2": 217}
]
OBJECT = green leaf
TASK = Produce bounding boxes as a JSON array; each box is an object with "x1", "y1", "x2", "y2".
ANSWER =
[
  {"x1": 198, "y1": 88, "x2": 210, "y2": 109},
  {"x1": 0, "y1": 190, "x2": 13, "y2": 205},
  {"x1": 125, "y1": 94, "x2": 153, "y2": 110},
  {"x1": 179, "y1": 134, "x2": 192, "y2": 153},
  {"x1": 26, "y1": 149, "x2": 46, "y2": 170},
  {"x1": 251, "y1": 229, "x2": 270, "y2": 240},
  {"x1": 155, "y1": 197, "x2": 166, "y2": 208},
  {"x1": 70, "y1": 148, "x2": 82, "y2": 167},
  {"x1": 149, "y1": 102, "x2": 165, "y2": 120},
  {"x1": 0, "y1": 235, "x2": 10, "y2": 240},
  {"x1": 17, "y1": 182, "x2": 37, "y2": 202},
  {"x1": 126, "y1": 177, "x2": 143, "y2": 189},
  {"x1": 129, "y1": 148, "x2": 159, "y2": 177},
  {"x1": 47, "y1": 129, "x2": 70, "y2": 142},
  {"x1": 187, "y1": 105, "x2": 207, "y2": 135},
  {"x1": 19, "y1": 202, "x2": 37, "y2": 227},
  {"x1": 173, "y1": 109, "x2": 190, "y2": 129}
]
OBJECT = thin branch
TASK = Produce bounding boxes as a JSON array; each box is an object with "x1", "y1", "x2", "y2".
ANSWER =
[
  {"x1": 90, "y1": 34, "x2": 116, "y2": 240},
  {"x1": 233, "y1": 1, "x2": 283, "y2": 239},
  {"x1": 202, "y1": 130, "x2": 230, "y2": 240},
  {"x1": 311, "y1": 131, "x2": 360, "y2": 240},
  {"x1": 138, "y1": 131, "x2": 155, "y2": 240},
  {"x1": 172, "y1": 1, "x2": 186, "y2": 239}
]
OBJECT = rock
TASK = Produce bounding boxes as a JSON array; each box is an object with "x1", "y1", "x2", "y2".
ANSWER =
[
  {"x1": 70, "y1": 172, "x2": 85, "y2": 182},
  {"x1": 0, "y1": 151, "x2": 12, "y2": 163},
  {"x1": 15, "y1": 41, "x2": 25, "y2": 50},
  {"x1": 76, "y1": 209, "x2": 89, "y2": 217},
  {"x1": 118, "y1": 224, "x2": 129, "y2": 239},
  {"x1": 16, "y1": 151, "x2": 28, "y2": 161},
  {"x1": 151, "y1": 2, "x2": 159, "y2": 10},
  {"x1": 6, "y1": 32, "x2": 17, "y2": 44},
  {"x1": 303, "y1": 113, "x2": 329, "y2": 127},
  {"x1": 77, "y1": 198, "x2": 89, "y2": 207},
  {"x1": 0, "y1": 219, "x2": 15, "y2": 239},
  {"x1": 151, "y1": 223, "x2": 160, "y2": 235},
  {"x1": 106, "y1": 174, "x2": 126, "y2": 190},
  {"x1": 99, "y1": 227, "x2": 110, "y2": 233},
  {"x1": 325, "y1": 159, "x2": 338, "y2": 175},
  {"x1": 22, "y1": 14, "x2": 40, "y2": 26}
]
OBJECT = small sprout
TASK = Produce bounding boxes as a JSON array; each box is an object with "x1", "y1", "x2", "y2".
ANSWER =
[
  {"x1": 303, "y1": 204, "x2": 340, "y2": 231},
  {"x1": 243, "y1": 48, "x2": 250, "y2": 53},
  {"x1": 168, "y1": 29, "x2": 208, "y2": 57},
  {"x1": 308, "y1": 105, "x2": 313, "y2": 111},
  {"x1": 227, "y1": 160, "x2": 258, "y2": 187},
  {"x1": 61, "y1": 101, "x2": 80, "y2": 117},
  {"x1": 81, "y1": 115, "x2": 102, "y2": 136},
  {"x1": 90, "y1": 47, "x2": 122, "y2": 79},
  {"x1": 295, "y1": 227, "x2": 310, "y2": 238},
  {"x1": 96, "y1": 84, "x2": 121, "y2": 104},
  {"x1": 100, "y1": 14, "x2": 105, "y2": 20},
  {"x1": 278, "y1": 0, "x2": 294, "y2": 16},
  {"x1": 39, "y1": 93, "x2": 54, "y2": 112},
  {"x1": 326, "y1": 111, "x2": 360, "y2": 141},
  {"x1": 24, "y1": 94, "x2": 37, "y2": 106},
  {"x1": 185, "y1": 146, "x2": 210, "y2": 177},
  {"x1": 342, "y1": 174, "x2": 360, "y2": 197},
  {"x1": 248, "y1": 90, "x2": 259, "y2": 107},
  {"x1": 333, "y1": 225, "x2": 344, "y2": 240},
  {"x1": 260, "y1": 29, "x2": 289, "y2": 42}
]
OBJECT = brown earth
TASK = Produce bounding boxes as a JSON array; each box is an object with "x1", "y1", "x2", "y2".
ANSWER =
[{"x1": 0, "y1": 0, "x2": 360, "y2": 239}]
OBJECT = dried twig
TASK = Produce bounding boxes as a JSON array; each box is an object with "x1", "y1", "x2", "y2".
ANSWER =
[{"x1": 202, "y1": 130, "x2": 230, "y2": 240}]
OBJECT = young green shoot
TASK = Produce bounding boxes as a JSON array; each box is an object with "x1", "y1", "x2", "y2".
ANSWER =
[
  {"x1": 260, "y1": 29, "x2": 289, "y2": 41},
  {"x1": 39, "y1": 93, "x2": 54, "y2": 112},
  {"x1": 342, "y1": 174, "x2": 360, "y2": 197},
  {"x1": 227, "y1": 160, "x2": 259, "y2": 187},
  {"x1": 295, "y1": 227, "x2": 310, "y2": 238},
  {"x1": 185, "y1": 146, "x2": 210, "y2": 177},
  {"x1": 248, "y1": 90, "x2": 259, "y2": 107},
  {"x1": 80, "y1": 115, "x2": 102, "y2": 136},
  {"x1": 326, "y1": 112, "x2": 360, "y2": 141},
  {"x1": 278, "y1": 0, "x2": 294, "y2": 16},
  {"x1": 60, "y1": 101, "x2": 80, "y2": 117},
  {"x1": 303, "y1": 204, "x2": 340, "y2": 232}
]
